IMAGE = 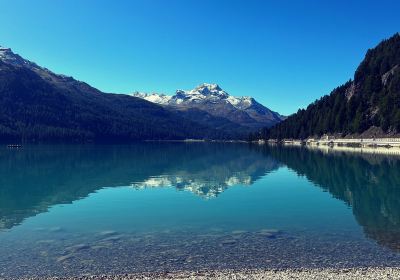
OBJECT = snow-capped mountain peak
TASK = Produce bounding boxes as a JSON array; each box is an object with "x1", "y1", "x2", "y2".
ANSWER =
[
  {"x1": 171, "y1": 83, "x2": 229, "y2": 104},
  {"x1": 132, "y1": 84, "x2": 251, "y2": 108},
  {"x1": 0, "y1": 46, "x2": 26, "y2": 66},
  {"x1": 131, "y1": 83, "x2": 284, "y2": 129},
  {"x1": 132, "y1": 92, "x2": 172, "y2": 105},
  {"x1": 191, "y1": 83, "x2": 224, "y2": 95},
  {"x1": 0, "y1": 46, "x2": 48, "y2": 72}
]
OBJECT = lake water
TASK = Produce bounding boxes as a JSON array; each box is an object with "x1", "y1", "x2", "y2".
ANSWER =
[{"x1": 1, "y1": 143, "x2": 400, "y2": 278}]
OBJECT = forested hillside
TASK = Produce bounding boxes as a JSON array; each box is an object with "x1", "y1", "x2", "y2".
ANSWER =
[
  {"x1": 262, "y1": 33, "x2": 400, "y2": 140},
  {"x1": 0, "y1": 48, "x2": 235, "y2": 142}
]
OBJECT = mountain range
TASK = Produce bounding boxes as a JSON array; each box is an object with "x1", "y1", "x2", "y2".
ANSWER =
[
  {"x1": 5, "y1": 32, "x2": 398, "y2": 143},
  {"x1": 133, "y1": 83, "x2": 284, "y2": 130},
  {"x1": 0, "y1": 46, "x2": 282, "y2": 142},
  {"x1": 263, "y1": 33, "x2": 400, "y2": 140}
]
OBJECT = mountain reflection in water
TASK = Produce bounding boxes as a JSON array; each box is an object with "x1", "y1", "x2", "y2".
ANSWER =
[
  {"x1": 1, "y1": 143, "x2": 400, "y2": 253},
  {"x1": 0, "y1": 143, "x2": 280, "y2": 230},
  {"x1": 270, "y1": 146, "x2": 400, "y2": 252}
]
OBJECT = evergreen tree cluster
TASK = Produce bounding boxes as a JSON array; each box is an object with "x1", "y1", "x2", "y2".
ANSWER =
[
  {"x1": 262, "y1": 33, "x2": 400, "y2": 140},
  {"x1": 0, "y1": 60, "x2": 235, "y2": 143}
]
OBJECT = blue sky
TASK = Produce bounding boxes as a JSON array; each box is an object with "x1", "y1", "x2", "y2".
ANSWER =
[{"x1": 0, "y1": 0, "x2": 399, "y2": 115}]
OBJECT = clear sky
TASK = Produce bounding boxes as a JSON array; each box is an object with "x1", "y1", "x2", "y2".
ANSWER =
[{"x1": 0, "y1": 0, "x2": 399, "y2": 115}]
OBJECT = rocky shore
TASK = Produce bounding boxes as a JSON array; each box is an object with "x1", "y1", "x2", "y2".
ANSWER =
[{"x1": 19, "y1": 268, "x2": 400, "y2": 280}]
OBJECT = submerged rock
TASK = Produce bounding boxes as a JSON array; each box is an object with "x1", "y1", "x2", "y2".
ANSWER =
[
  {"x1": 101, "y1": 235, "x2": 124, "y2": 242},
  {"x1": 56, "y1": 254, "x2": 74, "y2": 263},
  {"x1": 231, "y1": 230, "x2": 247, "y2": 235},
  {"x1": 97, "y1": 230, "x2": 118, "y2": 237},
  {"x1": 65, "y1": 243, "x2": 90, "y2": 252},
  {"x1": 220, "y1": 239, "x2": 237, "y2": 246},
  {"x1": 49, "y1": 226, "x2": 63, "y2": 232},
  {"x1": 258, "y1": 229, "x2": 281, "y2": 239},
  {"x1": 36, "y1": 239, "x2": 55, "y2": 244}
]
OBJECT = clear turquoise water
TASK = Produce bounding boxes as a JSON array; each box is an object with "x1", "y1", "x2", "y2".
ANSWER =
[{"x1": 0, "y1": 143, "x2": 400, "y2": 277}]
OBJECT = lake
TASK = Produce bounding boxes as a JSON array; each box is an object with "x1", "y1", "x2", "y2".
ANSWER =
[{"x1": 1, "y1": 143, "x2": 400, "y2": 278}]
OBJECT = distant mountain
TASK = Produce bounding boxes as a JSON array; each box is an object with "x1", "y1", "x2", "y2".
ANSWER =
[
  {"x1": 0, "y1": 47, "x2": 238, "y2": 142},
  {"x1": 263, "y1": 33, "x2": 400, "y2": 140},
  {"x1": 133, "y1": 83, "x2": 284, "y2": 131}
]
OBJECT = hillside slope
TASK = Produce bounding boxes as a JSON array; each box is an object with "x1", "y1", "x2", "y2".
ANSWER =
[
  {"x1": 0, "y1": 47, "x2": 227, "y2": 142},
  {"x1": 263, "y1": 33, "x2": 400, "y2": 139}
]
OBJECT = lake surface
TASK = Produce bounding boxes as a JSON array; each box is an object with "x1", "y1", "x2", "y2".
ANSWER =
[{"x1": 1, "y1": 143, "x2": 400, "y2": 278}]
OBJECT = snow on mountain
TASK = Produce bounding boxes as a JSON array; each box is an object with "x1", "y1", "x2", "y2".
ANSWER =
[
  {"x1": 173, "y1": 83, "x2": 242, "y2": 107},
  {"x1": 0, "y1": 46, "x2": 100, "y2": 94},
  {"x1": 132, "y1": 92, "x2": 172, "y2": 105},
  {"x1": 133, "y1": 83, "x2": 264, "y2": 110},
  {"x1": 130, "y1": 174, "x2": 253, "y2": 199},
  {"x1": 131, "y1": 83, "x2": 284, "y2": 129},
  {"x1": 0, "y1": 46, "x2": 48, "y2": 72}
]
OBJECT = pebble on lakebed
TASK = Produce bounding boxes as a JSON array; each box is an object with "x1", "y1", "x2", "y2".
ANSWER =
[
  {"x1": 5, "y1": 228, "x2": 400, "y2": 279},
  {"x1": 18, "y1": 268, "x2": 400, "y2": 280}
]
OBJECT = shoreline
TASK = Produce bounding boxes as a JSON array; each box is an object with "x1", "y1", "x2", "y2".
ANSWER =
[
  {"x1": 264, "y1": 137, "x2": 400, "y2": 147},
  {"x1": 260, "y1": 138, "x2": 400, "y2": 156},
  {"x1": 18, "y1": 267, "x2": 400, "y2": 280},
  {"x1": 305, "y1": 143, "x2": 400, "y2": 156}
]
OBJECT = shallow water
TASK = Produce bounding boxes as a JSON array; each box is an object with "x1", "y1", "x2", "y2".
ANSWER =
[{"x1": 1, "y1": 143, "x2": 400, "y2": 278}]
